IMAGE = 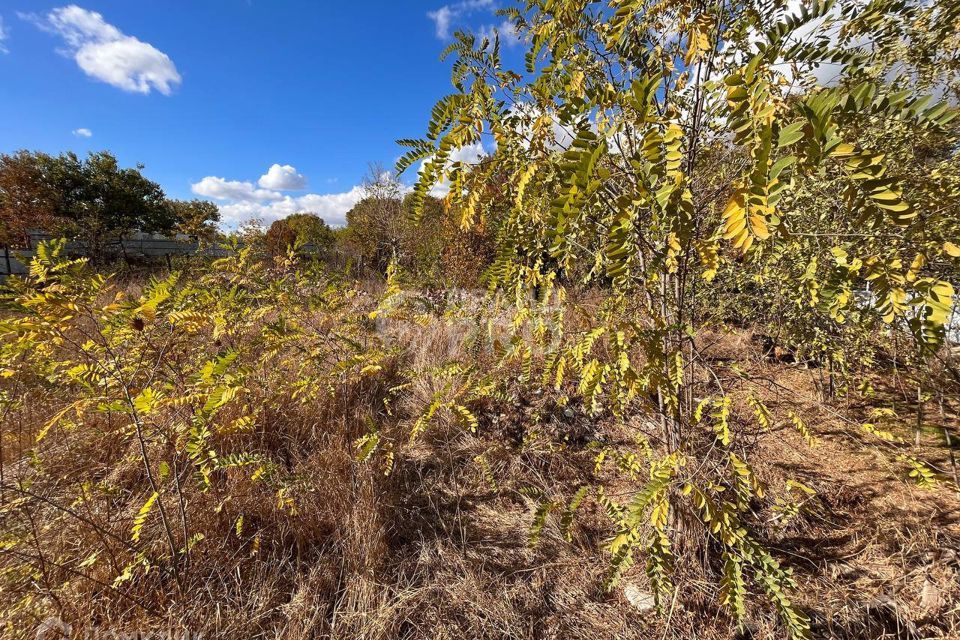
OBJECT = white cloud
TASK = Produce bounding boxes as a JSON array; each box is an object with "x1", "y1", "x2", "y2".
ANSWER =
[
  {"x1": 448, "y1": 142, "x2": 487, "y2": 165},
  {"x1": 72, "y1": 127, "x2": 92, "y2": 137},
  {"x1": 258, "y1": 163, "x2": 307, "y2": 190},
  {"x1": 427, "y1": 0, "x2": 494, "y2": 39},
  {"x1": 192, "y1": 171, "x2": 369, "y2": 228},
  {"x1": 192, "y1": 176, "x2": 282, "y2": 203},
  {"x1": 0, "y1": 16, "x2": 10, "y2": 54},
  {"x1": 216, "y1": 187, "x2": 367, "y2": 228},
  {"x1": 25, "y1": 5, "x2": 181, "y2": 95}
]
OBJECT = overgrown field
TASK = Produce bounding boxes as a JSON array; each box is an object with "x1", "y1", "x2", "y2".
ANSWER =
[
  {"x1": 5, "y1": 1, "x2": 960, "y2": 638},
  {"x1": 0, "y1": 245, "x2": 957, "y2": 639}
]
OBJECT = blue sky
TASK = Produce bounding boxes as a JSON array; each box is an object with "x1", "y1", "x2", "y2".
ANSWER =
[{"x1": 0, "y1": 1, "x2": 520, "y2": 226}]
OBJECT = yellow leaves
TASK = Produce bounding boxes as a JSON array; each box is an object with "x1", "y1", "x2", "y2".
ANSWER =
[
  {"x1": 514, "y1": 162, "x2": 538, "y2": 211},
  {"x1": 354, "y1": 430, "x2": 380, "y2": 462},
  {"x1": 369, "y1": 260, "x2": 403, "y2": 320},
  {"x1": 902, "y1": 278, "x2": 954, "y2": 349},
  {"x1": 729, "y1": 452, "x2": 764, "y2": 501},
  {"x1": 836, "y1": 144, "x2": 915, "y2": 224},
  {"x1": 722, "y1": 192, "x2": 749, "y2": 248},
  {"x1": 221, "y1": 415, "x2": 255, "y2": 435},
  {"x1": 830, "y1": 142, "x2": 857, "y2": 157},
  {"x1": 133, "y1": 387, "x2": 164, "y2": 416},
  {"x1": 684, "y1": 14, "x2": 714, "y2": 66},
  {"x1": 650, "y1": 495, "x2": 670, "y2": 529},
  {"x1": 665, "y1": 232, "x2": 681, "y2": 274},
  {"x1": 528, "y1": 497, "x2": 556, "y2": 547},
  {"x1": 862, "y1": 422, "x2": 902, "y2": 443},
  {"x1": 900, "y1": 456, "x2": 938, "y2": 489},
  {"x1": 168, "y1": 310, "x2": 208, "y2": 332},
  {"x1": 865, "y1": 258, "x2": 908, "y2": 323},
  {"x1": 113, "y1": 561, "x2": 137, "y2": 588},
  {"x1": 202, "y1": 385, "x2": 239, "y2": 414},
  {"x1": 881, "y1": 287, "x2": 908, "y2": 324},
  {"x1": 786, "y1": 479, "x2": 816, "y2": 497},
  {"x1": 276, "y1": 487, "x2": 298, "y2": 515},
  {"x1": 671, "y1": 350, "x2": 684, "y2": 390},
  {"x1": 943, "y1": 241, "x2": 960, "y2": 258},
  {"x1": 37, "y1": 400, "x2": 89, "y2": 443},
  {"x1": 359, "y1": 363, "x2": 383, "y2": 376},
  {"x1": 711, "y1": 396, "x2": 732, "y2": 446},
  {"x1": 453, "y1": 404, "x2": 479, "y2": 433},
  {"x1": 722, "y1": 190, "x2": 769, "y2": 253},
  {"x1": 663, "y1": 122, "x2": 686, "y2": 175},
  {"x1": 869, "y1": 183, "x2": 915, "y2": 223},
  {"x1": 693, "y1": 239, "x2": 720, "y2": 281},
  {"x1": 747, "y1": 394, "x2": 772, "y2": 431},
  {"x1": 609, "y1": 531, "x2": 631, "y2": 555},
  {"x1": 131, "y1": 491, "x2": 158, "y2": 542},
  {"x1": 693, "y1": 397, "x2": 712, "y2": 424},
  {"x1": 78, "y1": 551, "x2": 99, "y2": 568},
  {"x1": 750, "y1": 212, "x2": 770, "y2": 240},
  {"x1": 916, "y1": 278, "x2": 954, "y2": 326},
  {"x1": 720, "y1": 552, "x2": 747, "y2": 624},
  {"x1": 674, "y1": 71, "x2": 688, "y2": 92},
  {"x1": 905, "y1": 253, "x2": 926, "y2": 282},
  {"x1": 569, "y1": 69, "x2": 586, "y2": 97},
  {"x1": 579, "y1": 358, "x2": 608, "y2": 415},
  {"x1": 788, "y1": 411, "x2": 817, "y2": 447}
]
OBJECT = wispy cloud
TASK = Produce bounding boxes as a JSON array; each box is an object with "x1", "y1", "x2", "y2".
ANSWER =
[
  {"x1": 22, "y1": 5, "x2": 181, "y2": 95},
  {"x1": 477, "y1": 19, "x2": 520, "y2": 46},
  {"x1": 0, "y1": 15, "x2": 10, "y2": 53},
  {"x1": 72, "y1": 127, "x2": 92, "y2": 137},
  {"x1": 427, "y1": 0, "x2": 494, "y2": 39}
]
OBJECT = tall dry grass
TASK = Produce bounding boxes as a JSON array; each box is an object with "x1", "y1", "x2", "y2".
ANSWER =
[{"x1": 1, "y1": 254, "x2": 958, "y2": 639}]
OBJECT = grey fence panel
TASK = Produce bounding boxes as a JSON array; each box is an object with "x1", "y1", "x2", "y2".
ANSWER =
[
  {"x1": 1, "y1": 247, "x2": 33, "y2": 276},
  {"x1": 1, "y1": 236, "x2": 323, "y2": 277}
]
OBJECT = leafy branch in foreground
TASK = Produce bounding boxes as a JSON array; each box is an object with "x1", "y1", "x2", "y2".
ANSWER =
[{"x1": 401, "y1": 0, "x2": 960, "y2": 636}]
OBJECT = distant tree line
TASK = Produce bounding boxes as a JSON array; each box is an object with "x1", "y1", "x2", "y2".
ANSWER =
[
  {"x1": 248, "y1": 168, "x2": 497, "y2": 287},
  {"x1": 1, "y1": 150, "x2": 497, "y2": 285},
  {"x1": 0, "y1": 150, "x2": 220, "y2": 260}
]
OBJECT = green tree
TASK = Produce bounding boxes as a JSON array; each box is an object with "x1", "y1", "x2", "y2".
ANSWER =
[
  {"x1": 165, "y1": 199, "x2": 221, "y2": 242},
  {"x1": 74, "y1": 152, "x2": 171, "y2": 260},
  {"x1": 343, "y1": 168, "x2": 407, "y2": 273},
  {"x1": 0, "y1": 151, "x2": 61, "y2": 248},
  {"x1": 265, "y1": 212, "x2": 336, "y2": 257},
  {"x1": 0, "y1": 150, "x2": 176, "y2": 260},
  {"x1": 342, "y1": 165, "x2": 496, "y2": 283}
]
